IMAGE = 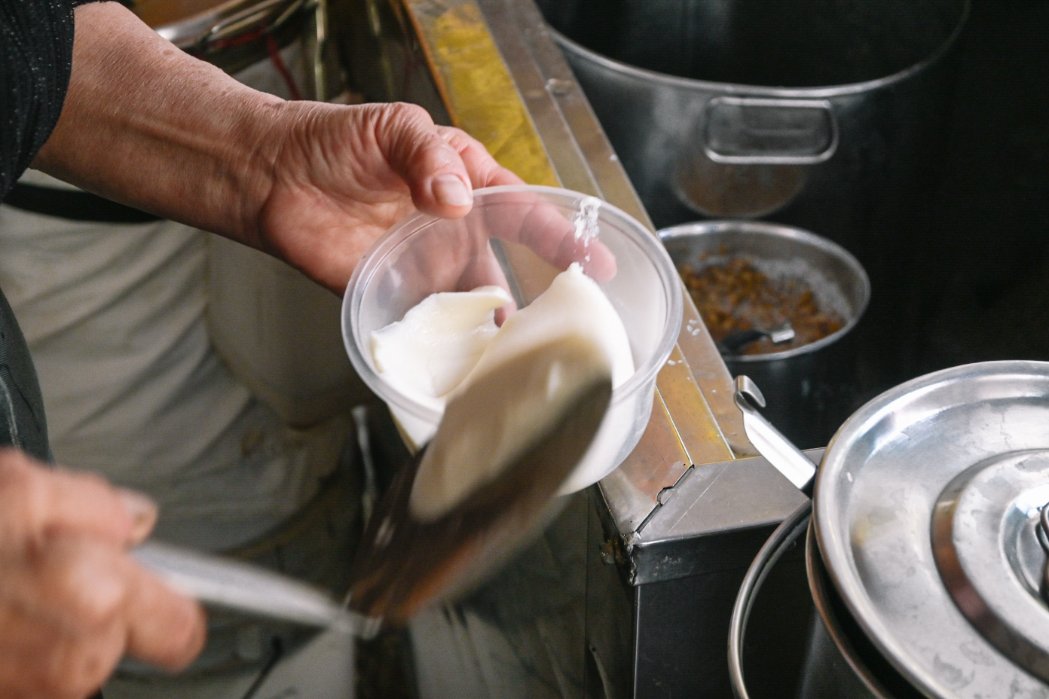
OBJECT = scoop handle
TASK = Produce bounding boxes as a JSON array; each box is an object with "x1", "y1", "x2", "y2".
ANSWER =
[
  {"x1": 734, "y1": 375, "x2": 817, "y2": 496},
  {"x1": 134, "y1": 541, "x2": 380, "y2": 639}
]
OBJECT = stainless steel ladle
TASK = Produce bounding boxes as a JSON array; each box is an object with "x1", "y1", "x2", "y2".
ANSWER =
[
  {"x1": 136, "y1": 337, "x2": 612, "y2": 638},
  {"x1": 717, "y1": 321, "x2": 795, "y2": 356}
]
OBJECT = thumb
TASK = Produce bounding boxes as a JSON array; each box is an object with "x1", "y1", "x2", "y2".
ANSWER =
[
  {"x1": 381, "y1": 104, "x2": 475, "y2": 216},
  {"x1": 0, "y1": 449, "x2": 157, "y2": 550}
]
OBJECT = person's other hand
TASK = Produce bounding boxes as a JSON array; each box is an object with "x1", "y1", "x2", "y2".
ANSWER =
[
  {"x1": 0, "y1": 449, "x2": 205, "y2": 698},
  {"x1": 252, "y1": 102, "x2": 523, "y2": 294}
]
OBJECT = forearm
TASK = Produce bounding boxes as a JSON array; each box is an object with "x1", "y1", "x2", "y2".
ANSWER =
[
  {"x1": 33, "y1": 1, "x2": 285, "y2": 244},
  {"x1": 32, "y1": 1, "x2": 520, "y2": 292}
]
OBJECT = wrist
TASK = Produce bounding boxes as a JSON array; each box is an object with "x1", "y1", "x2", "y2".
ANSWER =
[{"x1": 35, "y1": 1, "x2": 290, "y2": 245}]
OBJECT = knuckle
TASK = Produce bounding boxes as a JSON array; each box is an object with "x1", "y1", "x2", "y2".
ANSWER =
[
  {"x1": 390, "y1": 101, "x2": 431, "y2": 123},
  {"x1": 71, "y1": 577, "x2": 127, "y2": 631},
  {"x1": 0, "y1": 454, "x2": 42, "y2": 544},
  {"x1": 40, "y1": 545, "x2": 128, "y2": 629},
  {"x1": 437, "y1": 125, "x2": 470, "y2": 147}
]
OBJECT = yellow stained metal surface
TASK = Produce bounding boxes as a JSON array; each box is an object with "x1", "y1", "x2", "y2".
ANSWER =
[
  {"x1": 403, "y1": 0, "x2": 558, "y2": 187},
  {"x1": 656, "y1": 344, "x2": 735, "y2": 465}
]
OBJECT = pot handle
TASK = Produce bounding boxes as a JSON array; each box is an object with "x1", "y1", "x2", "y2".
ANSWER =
[
  {"x1": 734, "y1": 375, "x2": 817, "y2": 496},
  {"x1": 704, "y1": 96, "x2": 838, "y2": 165}
]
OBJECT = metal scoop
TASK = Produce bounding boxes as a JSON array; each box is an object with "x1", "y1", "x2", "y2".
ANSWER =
[
  {"x1": 717, "y1": 321, "x2": 795, "y2": 356},
  {"x1": 134, "y1": 540, "x2": 381, "y2": 637},
  {"x1": 136, "y1": 336, "x2": 612, "y2": 637}
]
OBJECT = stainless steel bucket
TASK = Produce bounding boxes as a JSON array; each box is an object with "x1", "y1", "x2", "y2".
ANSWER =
[{"x1": 660, "y1": 221, "x2": 869, "y2": 449}]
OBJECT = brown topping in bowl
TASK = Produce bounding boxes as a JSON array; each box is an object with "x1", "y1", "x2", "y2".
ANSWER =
[{"x1": 679, "y1": 257, "x2": 845, "y2": 355}]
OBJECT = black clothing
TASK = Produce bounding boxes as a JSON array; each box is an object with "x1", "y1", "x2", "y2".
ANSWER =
[
  {"x1": 5, "y1": 181, "x2": 163, "y2": 223},
  {"x1": 0, "y1": 0, "x2": 76, "y2": 199},
  {"x1": 0, "y1": 290, "x2": 49, "y2": 460},
  {"x1": 0, "y1": 0, "x2": 83, "y2": 459},
  {"x1": 1, "y1": 0, "x2": 161, "y2": 224}
]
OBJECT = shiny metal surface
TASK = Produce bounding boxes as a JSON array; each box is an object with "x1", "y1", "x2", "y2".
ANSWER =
[
  {"x1": 931, "y1": 449, "x2": 1049, "y2": 683},
  {"x1": 137, "y1": 0, "x2": 343, "y2": 102},
  {"x1": 734, "y1": 376, "x2": 817, "y2": 494},
  {"x1": 324, "y1": 3, "x2": 1049, "y2": 695},
  {"x1": 535, "y1": 0, "x2": 969, "y2": 228},
  {"x1": 816, "y1": 361, "x2": 1049, "y2": 698},
  {"x1": 352, "y1": 4, "x2": 800, "y2": 695},
  {"x1": 728, "y1": 501, "x2": 814, "y2": 699},
  {"x1": 538, "y1": 0, "x2": 971, "y2": 400},
  {"x1": 142, "y1": 341, "x2": 611, "y2": 641},
  {"x1": 347, "y1": 339, "x2": 612, "y2": 627},
  {"x1": 135, "y1": 541, "x2": 377, "y2": 637},
  {"x1": 137, "y1": 0, "x2": 306, "y2": 50},
  {"x1": 803, "y1": 525, "x2": 903, "y2": 699},
  {"x1": 717, "y1": 322, "x2": 795, "y2": 355},
  {"x1": 728, "y1": 502, "x2": 893, "y2": 699}
]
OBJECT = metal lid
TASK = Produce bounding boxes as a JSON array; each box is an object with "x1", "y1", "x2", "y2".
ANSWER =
[{"x1": 814, "y1": 361, "x2": 1049, "y2": 698}]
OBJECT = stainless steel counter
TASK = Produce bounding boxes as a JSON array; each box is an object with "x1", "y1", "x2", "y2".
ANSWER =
[{"x1": 334, "y1": 1, "x2": 806, "y2": 695}]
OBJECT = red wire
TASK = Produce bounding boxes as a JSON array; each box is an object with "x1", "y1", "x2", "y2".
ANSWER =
[
  {"x1": 265, "y1": 33, "x2": 303, "y2": 101},
  {"x1": 206, "y1": 27, "x2": 304, "y2": 101}
]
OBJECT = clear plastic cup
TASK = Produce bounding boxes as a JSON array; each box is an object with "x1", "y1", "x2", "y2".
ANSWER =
[{"x1": 341, "y1": 185, "x2": 682, "y2": 493}]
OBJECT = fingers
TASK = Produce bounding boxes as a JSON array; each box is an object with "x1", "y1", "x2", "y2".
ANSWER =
[
  {"x1": 438, "y1": 126, "x2": 524, "y2": 189},
  {"x1": 0, "y1": 448, "x2": 157, "y2": 551},
  {"x1": 380, "y1": 104, "x2": 476, "y2": 216},
  {"x1": 123, "y1": 556, "x2": 207, "y2": 670},
  {"x1": 379, "y1": 105, "x2": 525, "y2": 218},
  {"x1": 0, "y1": 536, "x2": 205, "y2": 698},
  {"x1": 0, "y1": 450, "x2": 201, "y2": 696},
  {"x1": 432, "y1": 127, "x2": 615, "y2": 280}
]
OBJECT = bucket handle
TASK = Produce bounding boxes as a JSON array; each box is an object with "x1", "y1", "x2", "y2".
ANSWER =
[{"x1": 703, "y1": 97, "x2": 838, "y2": 165}]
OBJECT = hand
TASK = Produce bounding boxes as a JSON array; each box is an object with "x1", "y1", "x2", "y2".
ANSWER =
[
  {"x1": 254, "y1": 101, "x2": 524, "y2": 294},
  {"x1": 0, "y1": 449, "x2": 205, "y2": 698},
  {"x1": 349, "y1": 186, "x2": 622, "y2": 329},
  {"x1": 39, "y1": 3, "x2": 613, "y2": 297}
]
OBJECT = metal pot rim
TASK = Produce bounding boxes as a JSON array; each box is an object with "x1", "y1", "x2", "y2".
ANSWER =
[
  {"x1": 812, "y1": 360, "x2": 1049, "y2": 696},
  {"x1": 728, "y1": 500, "x2": 900, "y2": 698},
  {"x1": 543, "y1": 1, "x2": 970, "y2": 99},
  {"x1": 659, "y1": 220, "x2": 871, "y2": 360}
]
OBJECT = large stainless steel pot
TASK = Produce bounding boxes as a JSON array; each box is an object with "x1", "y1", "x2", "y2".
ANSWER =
[
  {"x1": 537, "y1": 0, "x2": 970, "y2": 390},
  {"x1": 730, "y1": 362, "x2": 1049, "y2": 697},
  {"x1": 660, "y1": 220, "x2": 869, "y2": 449},
  {"x1": 535, "y1": 0, "x2": 969, "y2": 231}
]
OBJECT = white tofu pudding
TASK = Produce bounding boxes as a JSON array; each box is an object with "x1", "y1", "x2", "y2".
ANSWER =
[{"x1": 342, "y1": 185, "x2": 683, "y2": 494}]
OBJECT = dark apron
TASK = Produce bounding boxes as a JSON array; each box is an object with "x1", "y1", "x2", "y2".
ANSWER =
[{"x1": 0, "y1": 286, "x2": 50, "y2": 461}]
